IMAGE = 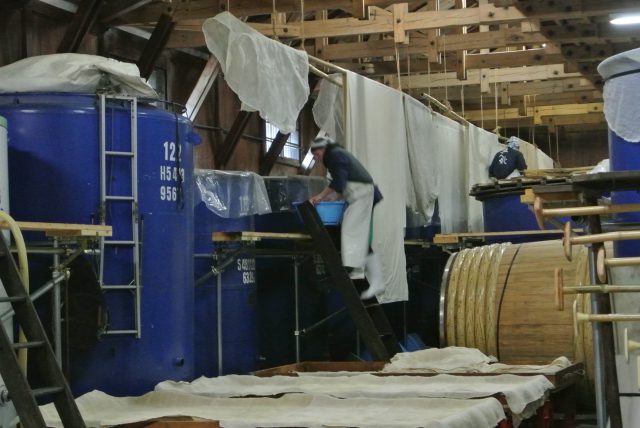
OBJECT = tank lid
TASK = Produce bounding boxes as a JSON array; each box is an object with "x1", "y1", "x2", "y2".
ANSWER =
[
  {"x1": 598, "y1": 47, "x2": 640, "y2": 81},
  {"x1": 0, "y1": 116, "x2": 5, "y2": 129}
]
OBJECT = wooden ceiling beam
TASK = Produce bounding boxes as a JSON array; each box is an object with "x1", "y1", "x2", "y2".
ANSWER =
[
  {"x1": 463, "y1": 102, "x2": 604, "y2": 125},
  {"x1": 109, "y1": 0, "x2": 404, "y2": 25},
  {"x1": 386, "y1": 64, "x2": 581, "y2": 89}
]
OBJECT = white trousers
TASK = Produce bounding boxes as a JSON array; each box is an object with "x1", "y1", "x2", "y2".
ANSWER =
[{"x1": 341, "y1": 182, "x2": 374, "y2": 269}]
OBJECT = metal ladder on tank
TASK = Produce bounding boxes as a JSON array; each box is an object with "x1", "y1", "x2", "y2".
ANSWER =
[{"x1": 98, "y1": 94, "x2": 142, "y2": 337}]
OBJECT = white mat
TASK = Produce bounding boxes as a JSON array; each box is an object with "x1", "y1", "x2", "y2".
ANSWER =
[
  {"x1": 40, "y1": 390, "x2": 506, "y2": 428},
  {"x1": 156, "y1": 372, "x2": 553, "y2": 417},
  {"x1": 383, "y1": 347, "x2": 571, "y2": 376}
]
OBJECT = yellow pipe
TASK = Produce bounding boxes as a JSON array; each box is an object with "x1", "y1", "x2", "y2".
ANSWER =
[{"x1": 0, "y1": 211, "x2": 29, "y2": 373}]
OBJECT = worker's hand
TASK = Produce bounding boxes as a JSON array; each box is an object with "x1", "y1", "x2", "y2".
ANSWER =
[{"x1": 309, "y1": 195, "x2": 323, "y2": 205}]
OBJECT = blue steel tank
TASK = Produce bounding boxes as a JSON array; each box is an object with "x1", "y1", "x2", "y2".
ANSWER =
[
  {"x1": 0, "y1": 93, "x2": 196, "y2": 396},
  {"x1": 193, "y1": 201, "x2": 257, "y2": 377},
  {"x1": 471, "y1": 181, "x2": 571, "y2": 243},
  {"x1": 599, "y1": 49, "x2": 640, "y2": 257}
]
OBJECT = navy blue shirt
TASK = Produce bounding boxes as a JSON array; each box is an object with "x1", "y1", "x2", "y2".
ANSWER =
[
  {"x1": 323, "y1": 143, "x2": 383, "y2": 204},
  {"x1": 489, "y1": 147, "x2": 527, "y2": 179}
]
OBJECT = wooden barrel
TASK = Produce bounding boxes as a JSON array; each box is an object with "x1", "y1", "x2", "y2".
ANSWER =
[{"x1": 440, "y1": 240, "x2": 593, "y2": 374}]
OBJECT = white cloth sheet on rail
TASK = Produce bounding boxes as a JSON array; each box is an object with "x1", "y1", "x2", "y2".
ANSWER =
[
  {"x1": 156, "y1": 372, "x2": 553, "y2": 422},
  {"x1": 383, "y1": 347, "x2": 571, "y2": 375},
  {"x1": 40, "y1": 390, "x2": 506, "y2": 428},
  {"x1": 313, "y1": 72, "x2": 408, "y2": 303},
  {"x1": 202, "y1": 12, "x2": 309, "y2": 134},
  {"x1": 0, "y1": 54, "x2": 157, "y2": 97}
]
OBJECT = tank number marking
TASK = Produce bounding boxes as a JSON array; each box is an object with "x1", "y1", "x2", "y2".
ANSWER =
[
  {"x1": 160, "y1": 185, "x2": 178, "y2": 201},
  {"x1": 159, "y1": 141, "x2": 184, "y2": 202},
  {"x1": 163, "y1": 141, "x2": 182, "y2": 161},
  {"x1": 237, "y1": 258, "x2": 256, "y2": 284},
  {"x1": 160, "y1": 165, "x2": 185, "y2": 182}
]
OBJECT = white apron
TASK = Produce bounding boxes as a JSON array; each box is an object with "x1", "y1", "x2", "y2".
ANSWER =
[{"x1": 341, "y1": 181, "x2": 374, "y2": 269}]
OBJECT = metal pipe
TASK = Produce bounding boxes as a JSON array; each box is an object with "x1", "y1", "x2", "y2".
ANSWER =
[
  {"x1": 217, "y1": 271, "x2": 223, "y2": 375},
  {"x1": 0, "y1": 274, "x2": 67, "y2": 321},
  {"x1": 52, "y1": 238, "x2": 62, "y2": 366},
  {"x1": 589, "y1": 246, "x2": 607, "y2": 428},
  {"x1": 294, "y1": 258, "x2": 300, "y2": 363}
]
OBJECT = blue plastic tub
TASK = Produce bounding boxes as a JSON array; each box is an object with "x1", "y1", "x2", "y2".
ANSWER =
[{"x1": 316, "y1": 201, "x2": 346, "y2": 225}]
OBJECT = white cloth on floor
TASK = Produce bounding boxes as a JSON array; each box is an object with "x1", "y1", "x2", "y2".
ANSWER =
[
  {"x1": 156, "y1": 372, "x2": 553, "y2": 418},
  {"x1": 341, "y1": 181, "x2": 374, "y2": 269},
  {"x1": 202, "y1": 12, "x2": 309, "y2": 134},
  {"x1": 0, "y1": 54, "x2": 157, "y2": 97},
  {"x1": 383, "y1": 347, "x2": 571, "y2": 375},
  {"x1": 40, "y1": 390, "x2": 506, "y2": 428},
  {"x1": 313, "y1": 72, "x2": 408, "y2": 303}
]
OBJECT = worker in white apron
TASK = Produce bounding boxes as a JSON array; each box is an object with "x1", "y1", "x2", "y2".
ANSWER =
[{"x1": 308, "y1": 136, "x2": 384, "y2": 299}]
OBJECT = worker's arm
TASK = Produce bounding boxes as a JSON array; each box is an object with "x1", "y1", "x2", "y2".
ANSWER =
[
  {"x1": 516, "y1": 152, "x2": 528, "y2": 173},
  {"x1": 310, "y1": 186, "x2": 337, "y2": 205}
]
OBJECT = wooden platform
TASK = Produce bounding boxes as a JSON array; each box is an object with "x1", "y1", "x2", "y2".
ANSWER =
[
  {"x1": 434, "y1": 229, "x2": 569, "y2": 245},
  {"x1": 212, "y1": 231, "x2": 310, "y2": 242},
  {"x1": 254, "y1": 361, "x2": 584, "y2": 390},
  {"x1": 0, "y1": 221, "x2": 112, "y2": 237}
]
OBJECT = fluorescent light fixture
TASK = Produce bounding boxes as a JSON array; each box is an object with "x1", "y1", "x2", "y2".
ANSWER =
[{"x1": 610, "y1": 14, "x2": 640, "y2": 25}]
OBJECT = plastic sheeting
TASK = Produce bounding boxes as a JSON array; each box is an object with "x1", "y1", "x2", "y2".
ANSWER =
[
  {"x1": 599, "y1": 48, "x2": 640, "y2": 142},
  {"x1": 263, "y1": 176, "x2": 327, "y2": 212},
  {"x1": 313, "y1": 71, "x2": 408, "y2": 303},
  {"x1": 195, "y1": 170, "x2": 271, "y2": 218},
  {"x1": 40, "y1": 390, "x2": 506, "y2": 428},
  {"x1": 202, "y1": 12, "x2": 309, "y2": 134},
  {"x1": 0, "y1": 54, "x2": 157, "y2": 97},
  {"x1": 156, "y1": 372, "x2": 552, "y2": 424}
]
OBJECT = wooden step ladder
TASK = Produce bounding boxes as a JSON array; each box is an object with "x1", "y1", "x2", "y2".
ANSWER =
[
  {"x1": 0, "y1": 234, "x2": 86, "y2": 427},
  {"x1": 296, "y1": 201, "x2": 401, "y2": 361}
]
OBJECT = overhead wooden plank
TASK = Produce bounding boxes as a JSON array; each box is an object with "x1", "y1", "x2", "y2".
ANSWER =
[
  {"x1": 57, "y1": 0, "x2": 103, "y2": 53},
  {"x1": 0, "y1": 221, "x2": 112, "y2": 237},
  {"x1": 260, "y1": 131, "x2": 291, "y2": 176},
  {"x1": 111, "y1": 0, "x2": 403, "y2": 25},
  {"x1": 386, "y1": 64, "x2": 581, "y2": 89},
  {"x1": 101, "y1": 0, "x2": 153, "y2": 22},
  {"x1": 137, "y1": 12, "x2": 176, "y2": 79},
  {"x1": 463, "y1": 102, "x2": 604, "y2": 125},
  {"x1": 465, "y1": 48, "x2": 565, "y2": 70},
  {"x1": 185, "y1": 55, "x2": 221, "y2": 121}
]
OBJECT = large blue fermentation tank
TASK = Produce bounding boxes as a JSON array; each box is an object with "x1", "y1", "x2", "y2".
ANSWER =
[
  {"x1": 194, "y1": 203, "x2": 257, "y2": 377},
  {"x1": 599, "y1": 49, "x2": 640, "y2": 257},
  {"x1": 0, "y1": 93, "x2": 196, "y2": 396}
]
